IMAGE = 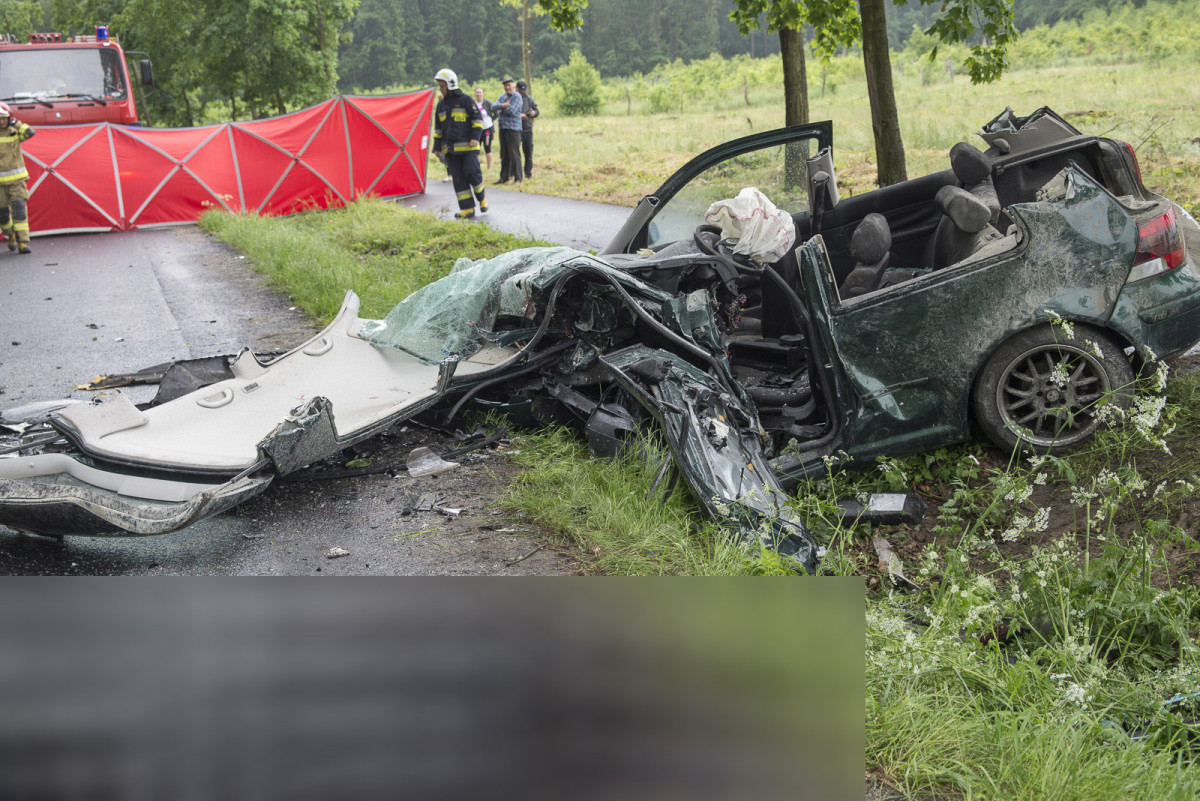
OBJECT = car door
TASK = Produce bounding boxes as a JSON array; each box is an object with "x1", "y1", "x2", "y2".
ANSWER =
[{"x1": 601, "y1": 122, "x2": 833, "y2": 254}]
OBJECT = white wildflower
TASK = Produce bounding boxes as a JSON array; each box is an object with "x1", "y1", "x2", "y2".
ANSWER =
[
  {"x1": 1032, "y1": 507, "x2": 1050, "y2": 532},
  {"x1": 1070, "y1": 487, "x2": 1097, "y2": 506},
  {"x1": 1049, "y1": 362, "x2": 1070, "y2": 388},
  {"x1": 1063, "y1": 682, "x2": 1090, "y2": 708}
]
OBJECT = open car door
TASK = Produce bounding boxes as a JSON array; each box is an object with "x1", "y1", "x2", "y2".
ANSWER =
[{"x1": 602, "y1": 122, "x2": 833, "y2": 255}]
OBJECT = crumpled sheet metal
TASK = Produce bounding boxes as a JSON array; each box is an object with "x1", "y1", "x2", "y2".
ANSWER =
[
  {"x1": 0, "y1": 473, "x2": 273, "y2": 538},
  {"x1": 356, "y1": 246, "x2": 685, "y2": 365},
  {"x1": 601, "y1": 345, "x2": 819, "y2": 574}
]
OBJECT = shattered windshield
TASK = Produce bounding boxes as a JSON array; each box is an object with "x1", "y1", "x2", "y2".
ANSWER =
[
  {"x1": 0, "y1": 47, "x2": 128, "y2": 100},
  {"x1": 357, "y1": 247, "x2": 582, "y2": 363}
]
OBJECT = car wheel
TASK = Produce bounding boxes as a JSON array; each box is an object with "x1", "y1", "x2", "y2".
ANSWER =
[{"x1": 972, "y1": 324, "x2": 1135, "y2": 453}]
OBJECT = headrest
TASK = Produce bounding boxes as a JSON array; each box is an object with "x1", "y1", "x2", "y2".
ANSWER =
[
  {"x1": 949, "y1": 142, "x2": 991, "y2": 186},
  {"x1": 935, "y1": 185, "x2": 991, "y2": 234},
  {"x1": 849, "y1": 213, "x2": 891, "y2": 264}
]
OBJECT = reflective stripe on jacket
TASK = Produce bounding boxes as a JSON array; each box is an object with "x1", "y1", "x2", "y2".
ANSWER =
[
  {"x1": 0, "y1": 120, "x2": 34, "y2": 184},
  {"x1": 432, "y1": 90, "x2": 483, "y2": 154}
]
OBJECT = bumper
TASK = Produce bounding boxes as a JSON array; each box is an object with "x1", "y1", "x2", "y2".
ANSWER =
[{"x1": 1136, "y1": 287, "x2": 1200, "y2": 360}]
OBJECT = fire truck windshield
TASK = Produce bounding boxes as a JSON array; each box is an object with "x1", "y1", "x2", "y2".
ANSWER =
[{"x1": 0, "y1": 47, "x2": 127, "y2": 101}]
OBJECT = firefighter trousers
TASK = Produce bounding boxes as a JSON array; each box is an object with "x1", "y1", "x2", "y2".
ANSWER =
[
  {"x1": 0, "y1": 179, "x2": 30, "y2": 246},
  {"x1": 446, "y1": 151, "x2": 485, "y2": 214}
]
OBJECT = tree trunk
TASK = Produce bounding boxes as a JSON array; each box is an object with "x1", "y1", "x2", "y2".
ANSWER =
[
  {"x1": 314, "y1": 0, "x2": 334, "y2": 96},
  {"x1": 521, "y1": 0, "x2": 532, "y2": 89},
  {"x1": 779, "y1": 26, "x2": 809, "y2": 190},
  {"x1": 860, "y1": 0, "x2": 906, "y2": 186},
  {"x1": 779, "y1": 26, "x2": 808, "y2": 126}
]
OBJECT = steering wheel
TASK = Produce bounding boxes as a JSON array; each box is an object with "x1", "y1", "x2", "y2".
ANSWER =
[{"x1": 692, "y1": 225, "x2": 763, "y2": 276}]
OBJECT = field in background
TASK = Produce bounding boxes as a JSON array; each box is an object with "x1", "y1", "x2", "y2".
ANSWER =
[{"x1": 517, "y1": 59, "x2": 1200, "y2": 212}]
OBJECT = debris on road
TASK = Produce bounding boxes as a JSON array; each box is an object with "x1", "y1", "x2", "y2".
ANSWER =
[{"x1": 405, "y1": 446, "x2": 461, "y2": 478}]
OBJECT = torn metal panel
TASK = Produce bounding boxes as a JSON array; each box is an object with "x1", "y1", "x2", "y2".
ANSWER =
[
  {"x1": 601, "y1": 345, "x2": 818, "y2": 574},
  {"x1": 0, "y1": 467, "x2": 272, "y2": 538}
]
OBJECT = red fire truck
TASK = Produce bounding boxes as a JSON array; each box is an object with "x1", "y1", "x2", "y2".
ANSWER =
[{"x1": 0, "y1": 26, "x2": 153, "y2": 125}]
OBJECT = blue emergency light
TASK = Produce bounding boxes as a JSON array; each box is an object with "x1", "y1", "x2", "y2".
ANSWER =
[{"x1": 95, "y1": 25, "x2": 109, "y2": 41}]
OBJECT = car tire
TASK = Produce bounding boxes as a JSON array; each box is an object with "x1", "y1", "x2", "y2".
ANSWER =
[{"x1": 972, "y1": 324, "x2": 1135, "y2": 454}]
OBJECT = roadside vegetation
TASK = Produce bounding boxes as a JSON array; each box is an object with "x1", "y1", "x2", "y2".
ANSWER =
[{"x1": 200, "y1": 201, "x2": 551, "y2": 322}]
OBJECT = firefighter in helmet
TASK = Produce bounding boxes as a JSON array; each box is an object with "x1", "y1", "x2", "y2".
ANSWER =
[
  {"x1": 432, "y1": 68, "x2": 487, "y2": 219},
  {"x1": 0, "y1": 103, "x2": 34, "y2": 253}
]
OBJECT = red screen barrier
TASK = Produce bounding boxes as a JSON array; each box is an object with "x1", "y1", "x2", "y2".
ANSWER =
[{"x1": 20, "y1": 89, "x2": 435, "y2": 235}]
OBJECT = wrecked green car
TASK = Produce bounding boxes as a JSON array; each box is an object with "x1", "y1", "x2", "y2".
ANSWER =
[{"x1": 2, "y1": 108, "x2": 1199, "y2": 572}]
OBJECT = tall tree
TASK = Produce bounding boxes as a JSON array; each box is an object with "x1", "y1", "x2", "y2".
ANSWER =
[
  {"x1": 866, "y1": 0, "x2": 1017, "y2": 185},
  {"x1": 499, "y1": 0, "x2": 588, "y2": 89},
  {"x1": 0, "y1": 1, "x2": 43, "y2": 37},
  {"x1": 499, "y1": 0, "x2": 541, "y2": 89},
  {"x1": 727, "y1": 1, "x2": 858, "y2": 128},
  {"x1": 726, "y1": 1, "x2": 858, "y2": 189},
  {"x1": 70, "y1": 0, "x2": 359, "y2": 125},
  {"x1": 860, "y1": 0, "x2": 904, "y2": 184}
]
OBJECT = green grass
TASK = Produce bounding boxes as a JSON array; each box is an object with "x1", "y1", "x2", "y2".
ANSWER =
[
  {"x1": 502, "y1": 428, "x2": 794, "y2": 576},
  {"x1": 199, "y1": 199, "x2": 551, "y2": 322}
]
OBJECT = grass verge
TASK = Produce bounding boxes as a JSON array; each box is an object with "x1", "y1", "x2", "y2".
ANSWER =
[
  {"x1": 199, "y1": 199, "x2": 550, "y2": 322},
  {"x1": 502, "y1": 428, "x2": 794, "y2": 576}
]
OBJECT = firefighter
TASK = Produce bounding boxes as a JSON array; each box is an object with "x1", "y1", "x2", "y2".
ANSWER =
[
  {"x1": 432, "y1": 68, "x2": 487, "y2": 220},
  {"x1": 0, "y1": 103, "x2": 34, "y2": 254}
]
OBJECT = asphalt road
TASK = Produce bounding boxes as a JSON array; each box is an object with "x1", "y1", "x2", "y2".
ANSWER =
[
  {"x1": 0, "y1": 214, "x2": 619, "y2": 575},
  {"x1": 398, "y1": 178, "x2": 630, "y2": 251}
]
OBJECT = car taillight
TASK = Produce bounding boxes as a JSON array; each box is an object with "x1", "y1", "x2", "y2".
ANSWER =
[
  {"x1": 1116, "y1": 139, "x2": 1143, "y2": 185},
  {"x1": 1135, "y1": 207, "x2": 1184, "y2": 270}
]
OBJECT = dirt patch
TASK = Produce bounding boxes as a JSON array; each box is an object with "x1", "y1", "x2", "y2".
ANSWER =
[{"x1": 857, "y1": 359, "x2": 1200, "y2": 594}]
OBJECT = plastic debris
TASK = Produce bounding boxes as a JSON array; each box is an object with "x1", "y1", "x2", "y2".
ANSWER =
[{"x1": 406, "y1": 446, "x2": 461, "y2": 478}]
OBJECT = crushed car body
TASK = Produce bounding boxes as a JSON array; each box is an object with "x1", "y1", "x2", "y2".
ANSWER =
[{"x1": 2, "y1": 107, "x2": 1200, "y2": 572}]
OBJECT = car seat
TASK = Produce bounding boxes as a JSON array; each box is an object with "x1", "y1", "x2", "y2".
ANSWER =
[
  {"x1": 839, "y1": 213, "x2": 891, "y2": 298},
  {"x1": 949, "y1": 142, "x2": 1000, "y2": 225},
  {"x1": 927, "y1": 185, "x2": 1003, "y2": 270}
]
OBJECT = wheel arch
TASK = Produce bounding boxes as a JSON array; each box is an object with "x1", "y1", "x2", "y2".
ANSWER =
[{"x1": 965, "y1": 320, "x2": 1136, "y2": 435}]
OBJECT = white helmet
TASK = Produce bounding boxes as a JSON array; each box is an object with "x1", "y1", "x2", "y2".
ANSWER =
[
  {"x1": 0, "y1": 102, "x2": 9, "y2": 117},
  {"x1": 433, "y1": 68, "x2": 458, "y2": 90}
]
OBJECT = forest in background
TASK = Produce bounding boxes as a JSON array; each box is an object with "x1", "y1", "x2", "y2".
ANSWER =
[
  {"x1": 337, "y1": 0, "x2": 1186, "y2": 93},
  {"x1": 0, "y1": 0, "x2": 1189, "y2": 125}
]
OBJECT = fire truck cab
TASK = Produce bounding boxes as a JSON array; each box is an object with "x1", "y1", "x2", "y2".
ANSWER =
[{"x1": 0, "y1": 27, "x2": 152, "y2": 125}]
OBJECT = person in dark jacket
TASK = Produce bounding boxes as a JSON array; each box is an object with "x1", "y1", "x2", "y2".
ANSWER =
[
  {"x1": 432, "y1": 68, "x2": 487, "y2": 219},
  {"x1": 516, "y1": 80, "x2": 538, "y2": 179},
  {"x1": 493, "y1": 78, "x2": 523, "y2": 184}
]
